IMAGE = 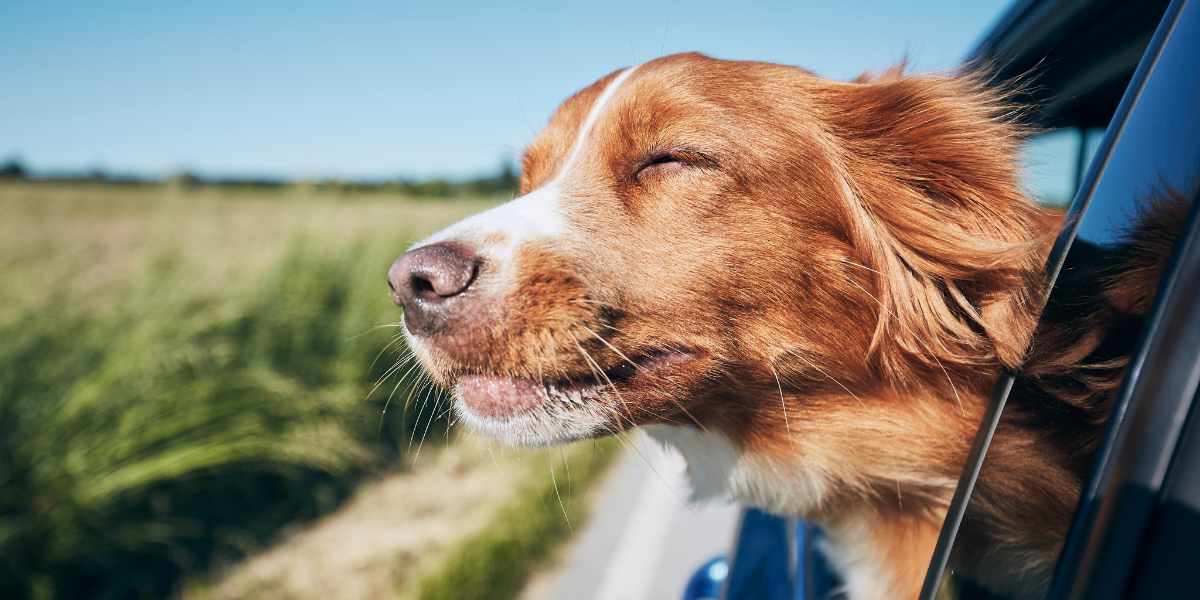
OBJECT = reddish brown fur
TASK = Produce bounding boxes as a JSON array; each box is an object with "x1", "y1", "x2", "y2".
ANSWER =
[
  {"x1": 950, "y1": 189, "x2": 1191, "y2": 597},
  {"x1": 402, "y1": 53, "x2": 1186, "y2": 599}
]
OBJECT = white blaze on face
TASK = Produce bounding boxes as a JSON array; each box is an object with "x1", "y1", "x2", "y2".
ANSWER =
[
  {"x1": 401, "y1": 64, "x2": 643, "y2": 444},
  {"x1": 414, "y1": 64, "x2": 641, "y2": 264}
]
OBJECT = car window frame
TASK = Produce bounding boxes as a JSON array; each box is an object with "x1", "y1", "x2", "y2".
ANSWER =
[{"x1": 919, "y1": 0, "x2": 1200, "y2": 597}]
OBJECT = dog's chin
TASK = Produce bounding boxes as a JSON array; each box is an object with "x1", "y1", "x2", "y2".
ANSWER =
[{"x1": 447, "y1": 350, "x2": 700, "y2": 447}]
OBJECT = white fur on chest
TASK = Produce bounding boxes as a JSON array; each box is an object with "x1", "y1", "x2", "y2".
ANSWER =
[
  {"x1": 645, "y1": 424, "x2": 909, "y2": 600},
  {"x1": 643, "y1": 424, "x2": 831, "y2": 517}
]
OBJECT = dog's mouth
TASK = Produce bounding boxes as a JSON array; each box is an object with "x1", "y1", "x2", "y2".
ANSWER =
[{"x1": 455, "y1": 349, "x2": 698, "y2": 420}]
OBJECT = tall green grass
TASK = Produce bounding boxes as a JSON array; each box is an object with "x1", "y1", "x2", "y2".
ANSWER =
[{"x1": 0, "y1": 183, "x2": 496, "y2": 599}]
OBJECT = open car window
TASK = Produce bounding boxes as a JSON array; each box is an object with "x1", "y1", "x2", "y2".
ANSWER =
[
  {"x1": 921, "y1": 0, "x2": 1200, "y2": 598},
  {"x1": 705, "y1": 3, "x2": 1198, "y2": 599}
]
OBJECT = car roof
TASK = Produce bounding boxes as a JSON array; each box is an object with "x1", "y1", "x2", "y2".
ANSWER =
[{"x1": 971, "y1": 0, "x2": 1171, "y2": 128}]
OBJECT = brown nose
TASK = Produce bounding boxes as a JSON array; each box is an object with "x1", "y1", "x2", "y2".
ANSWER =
[{"x1": 388, "y1": 243, "x2": 481, "y2": 336}]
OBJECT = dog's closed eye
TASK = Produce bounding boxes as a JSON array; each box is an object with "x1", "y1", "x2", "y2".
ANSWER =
[{"x1": 634, "y1": 150, "x2": 713, "y2": 182}]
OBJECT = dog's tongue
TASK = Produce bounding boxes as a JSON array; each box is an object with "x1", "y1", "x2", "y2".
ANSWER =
[{"x1": 457, "y1": 374, "x2": 542, "y2": 418}]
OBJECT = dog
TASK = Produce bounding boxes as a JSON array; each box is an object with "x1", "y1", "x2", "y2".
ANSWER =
[{"x1": 387, "y1": 53, "x2": 1184, "y2": 599}]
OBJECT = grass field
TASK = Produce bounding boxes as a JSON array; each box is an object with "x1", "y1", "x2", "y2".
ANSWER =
[{"x1": 0, "y1": 181, "x2": 513, "y2": 599}]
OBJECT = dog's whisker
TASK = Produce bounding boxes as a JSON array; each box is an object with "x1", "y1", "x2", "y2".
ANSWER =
[
  {"x1": 786, "y1": 349, "x2": 871, "y2": 413},
  {"x1": 848, "y1": 279, "x2": 966, "y2": 416},
  {"x1": 620, "y1": 431, "x2": 701, "y2": 518},
  {"x1": 574, "y1": 440, "x2": 599, "y2": 507},
  {"x1": 348, "y1": 321, "x2": 406, "y2": 343},
  {"x1": 376, "y1": 372, "x2": 411, "y2": 444},
  {"x1": 560, "y1": 446, "x2": 572, "y2": 505},
  {"x1": 548, "y1": 448, "x2": 573, "y2": 536},
  {"x1": 400, "y1": 369, "x2": 428, "y2": 418},
  {"x1": 769, "y1": 363, "x2": 794, "y2": 450},
  {"x1": 406, "y1": 377, "x2": 434, "y2": 441},
  {"x1": 841, "y1": 259, "x2": 893, "y2": 280},
  {"x1": 366, "y1": 354, "x2": 418, "y2": 402},
  {"x1": 406, "y1": 374, "x2": 437, "y2": 456},
  {"x1": 570, "y1": 335, "x2": 640, "y2": 428},
  {"x1": 370, "y1": 346, "x2": 416, "y2": 388},
  {"x1": 487, "y1": 439, "x2": 506, "y2": 476},
  {"x1": 577, "y1": 326, "x2": 703, "y2": 428},
  {"x1": 581, "y1": 325, "x2": 647, "y2": 374},
  {"x1": 365, "y1": 334, "x2": 408, "y2": 376},
  {"x1": 412, "y1": 382, "x2": 446, "y2": 464}
]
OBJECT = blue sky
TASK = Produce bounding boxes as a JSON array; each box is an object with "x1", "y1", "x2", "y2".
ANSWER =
[{"x1": 0, "y1": 0, "x2": 1013, "y2": 180}]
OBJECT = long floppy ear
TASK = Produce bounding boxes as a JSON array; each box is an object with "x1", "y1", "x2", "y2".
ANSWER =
[{"x1": 824, "y1": 70, "x2": 1050, "y2": 384}]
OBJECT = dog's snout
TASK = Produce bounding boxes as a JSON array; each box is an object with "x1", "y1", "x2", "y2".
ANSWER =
[
  {"x1": 392, "y1": 243, "x2": 479, "y2": 299},
  {"x1": 389, "y1": 243, "x2": 481, "y2": 335}
]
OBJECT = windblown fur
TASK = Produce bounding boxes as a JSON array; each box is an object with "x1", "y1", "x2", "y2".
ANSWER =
[{"x1": 390, "y1": 53, "x2": 1188, "y2": 600}]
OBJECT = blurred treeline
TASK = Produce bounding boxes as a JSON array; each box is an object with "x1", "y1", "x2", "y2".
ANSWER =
[
  {"x1": 0, "y1": 158, "x2": 521, "y2": 200},
  {"x1": 0, "y1": 182, "x2": 498, "y2": 600}
]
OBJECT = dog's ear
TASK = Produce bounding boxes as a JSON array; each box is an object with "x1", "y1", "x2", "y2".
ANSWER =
[{"x1": 825, "y1": 72, "x2": 1050, "y2": 382}]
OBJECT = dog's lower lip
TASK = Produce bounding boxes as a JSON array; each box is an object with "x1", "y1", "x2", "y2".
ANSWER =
[{"x1": 456, "y1": 350, "x2": 697, "y2": 418}]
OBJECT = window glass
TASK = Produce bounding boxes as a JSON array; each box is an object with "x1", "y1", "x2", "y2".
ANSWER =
[
  {"x1": 1023, "y1": 127, "x2": 1108, "y2": 208},
  {"x1": 938, "y1": 3, "x2": 1200, "y2": 598}
]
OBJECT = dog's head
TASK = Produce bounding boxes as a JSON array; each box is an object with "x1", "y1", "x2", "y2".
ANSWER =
[{"x1": 389, "y1": 53, "x2": 1046, "y2": 453}]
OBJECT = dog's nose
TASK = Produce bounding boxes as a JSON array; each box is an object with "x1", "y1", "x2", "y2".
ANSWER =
[{"x1": 389, "y1": 243, "x2": 481, "y2": 335}]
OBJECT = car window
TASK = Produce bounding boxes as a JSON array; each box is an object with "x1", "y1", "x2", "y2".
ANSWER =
[
  {"x1": 924, "y1": 1, "x2": 1200, "y2": 598},
  {"x1": 1024, "y1": 127, "x2": 1107, "y2": 208}
]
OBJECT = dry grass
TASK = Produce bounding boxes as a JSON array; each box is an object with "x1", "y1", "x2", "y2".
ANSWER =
[
  {"x1": 183, "y1": 438, "x2": 619, "y2": 600},
  {"x1": 0, "y1": 181, "x2": 496, "y2": 305}
]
